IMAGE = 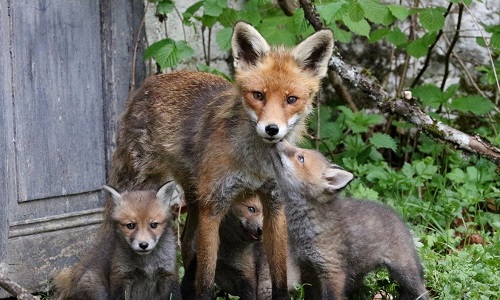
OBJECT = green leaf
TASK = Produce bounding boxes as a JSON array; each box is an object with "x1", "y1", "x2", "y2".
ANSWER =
[
  {"x1": 386, "y1": 27, "x2": 408, "y2": 46},
  {"x1": 412, "y1": 84, "x2": 445, "y2": 109},
  {"x1": 490, "y1": 32, "x2": 500, "y2": 53},
  {"x1": 343, "y1": 15, "x2": 371, "y2": 37},
  {"x1": 217, "y1": 8, "x2": 238, "y2": 27},
  {"x1": 369, "y1": 28, "x2": 390, "y2": 43},
  {"x1": 370, "y1": 133, "x2": 398, "y2": 152},
  {"x1": 204, "y1": 0, "x2": 226, "y2": 17},
  {"x1": 359, "y1": 0, "x2": 390, "y2": 25},
  {"x1": 215, "y1": 27, "x2": 233, "y2": 51},
  {"x1": 388, "y1": 4, "x2": 410, "y2": 21},
  {"x1": 157, "y1": 0, "x2": 175, "y2": 15},
  {"x1": 183, "y1": 1, "x2": 204, "y2": 24},
  {"x1": 419, "y1": 7, "x2": 445, "y2": 32},
  {"x1": 443, "y1": 83, "x2": 459, "y2": 100},
  {"x1": 331, "y1": 24, "x2": 352, "y2": 43},
  {"x1": 317, "y1": 2, "x2": 345, "y2": 23},
  {"x1": 144, "y1": 39, "x2": 194, "y2": 69},
  {"x1": 449, "y1": 95, "x2": 495, "y2": 115},
  {"x1": 257, "y1": 18, "x2": 297, "y2": 46},
  {"x1": 407, "y1": 39, "x2": 429, "y2": 58},
  {"x1": 347, "y1": 1, "x2": 365, "y2": 22}
]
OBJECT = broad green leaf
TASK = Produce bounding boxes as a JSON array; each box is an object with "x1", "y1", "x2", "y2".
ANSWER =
[
  {"x1": 412, "y1": 84, "x2": 444, "y2": 108},
  {"x1": 217, "y1": 8, "x2": 238, "y2": 27},
  {"x1": 359, "y1": 0, "x2": 390, "y2": 25},
  {"x1": 317, "y1": 2, "x2": 345, "y2": 23},
  {"x1": 331, "y1": 24, "x2": 352, "y2": 43},
  {"x1": 419, "y1": 7, "x2": 445, "y2": 32},
  {"x1": 343, "y1": 15, "x2": 371, "y2": 37},
  {"x1": 447, "y1": 168, "x2": 465, "y2": 183},
  {"x1": 388, "y1": 4, "x2": 410, "y2": 21},
  {"x1": 157, "y1": 0, "x2": 175, "y2": 15},
  {"x1": 257, "y1": 18, "x2": 297, "y2": 46},
  {"x1": 407, "y1": 38, "x2": 433, "y2": 58},
  {"x1": 370, "y1": 133, "x2": 398, "y2": 152},
  {"x1": 490, "y1": 32, "x2": 500, "y2": 53},
  {"x1": 183, "y1": 1, "x2": 204, "y2": 23},
  {"x1": 216, "y1": 27, "x2": 233, "y2": 51},
  {"x1": 449, "y1": 95, "x2": 495, "y2": 115},
  {"x1": 144, "y1": 39, "x2": 194, "y2": 69},
  {"x1": 347, "y1": 1, "x2": 365, "y2": 22},
  {"x1": 291, "y1": 9, "x2": 312, "y2": 36},
  {"x1": 369, "y1": 27, "x2": 390, "y2": 43},
  {"x1": 386, "y1": 27, "x2": 408, "y2": 46},
  {"x1": 204, "y1": 0, "x2": 226, "y2": 17}
]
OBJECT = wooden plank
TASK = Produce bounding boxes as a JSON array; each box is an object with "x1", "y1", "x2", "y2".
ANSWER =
[
  {"x1": 10, "y1": 0, "x2": 105, "y2": 203},
  {"x1": 0, "y1": 0, "x2": 15, "y2": 277},
  {"x1": 5, "y1": 221, "x2": 102, "y2": 297},
  {"x1": 100, "y1": 0, "x2": 147, "y2": 174}
]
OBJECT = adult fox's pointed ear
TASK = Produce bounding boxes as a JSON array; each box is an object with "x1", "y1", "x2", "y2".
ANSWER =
[
  {"x1": 322, "y1": 165, "x2": 354, "y2": 192},
  {"x1": 292, "y1": 29, "x2": 334, "y2": 78},
  {"x1": 231, "y1": 21, "x2": 270, "y2": 69},
  {"x1": 102, "y1": 185, "x2": 123, "y2": 207}
]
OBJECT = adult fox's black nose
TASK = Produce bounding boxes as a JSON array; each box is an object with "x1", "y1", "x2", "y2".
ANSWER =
[
  {"x1": 265, "y1": 124, "x2": 279, "y2": 136},
  {"x1": 139, "y1": 242, "x2": 149, "y2": 250}
]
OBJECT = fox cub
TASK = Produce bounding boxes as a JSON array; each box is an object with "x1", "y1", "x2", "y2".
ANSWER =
[
  {"x1": 110, "y1": 21, "x2": 334, "y2": 298},
  {"x1": 270, "y1": 141, "x2": 429, "y2": 300},
  {"x1": 216, "y1": 193, "x2": 300, "y2": 300},
  {"x1": 52, "y1": 182, "x2": 181, "y2": 300}
]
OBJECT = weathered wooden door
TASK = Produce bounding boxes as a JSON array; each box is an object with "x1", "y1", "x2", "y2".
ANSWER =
[{"x1": 0, "y1": 0, "x2": 145, "y2": 296}]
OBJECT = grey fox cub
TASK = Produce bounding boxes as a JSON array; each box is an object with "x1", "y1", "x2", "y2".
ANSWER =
[{"x1": 270, "y1": 140, "x2": 428, "y2": 300}]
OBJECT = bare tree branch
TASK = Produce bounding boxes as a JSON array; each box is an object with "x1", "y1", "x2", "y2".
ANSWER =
[
  {"x1": 0, "y1": 273, "x2": 38, "y2": 300},
  {"x1": 298, "y1": 0, "x2": 500, "y2": 165}
]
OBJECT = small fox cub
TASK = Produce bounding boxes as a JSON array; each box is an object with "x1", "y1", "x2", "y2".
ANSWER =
[
  {"x1": 52, "y1": 182, "x2": 181, "y2": 300},
  {"x1": 110, "y1": 21, "x2": 333, "y2": 298},
  {"x1": 216, "y1": 193, "x2": 300, "y2": 300},
  {"x1": 270, "y1": 141, "x2": 429, "y2": 300}
]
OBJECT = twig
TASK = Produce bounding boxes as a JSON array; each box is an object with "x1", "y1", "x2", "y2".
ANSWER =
[
  {"x1": 461, "y1": 1, "x2": 500, "y2": 94},
  {"x1": 410, "y1": 2, "x2": 454, "y2": 88},
  {"x1": 298, "y1": 0, "x2": 325, "y2": 31},
  {"x1": 329, "y1": 56, "x2": 500, "y2": 164},
  {"x1": 131, "y1": 0, "x2": 149, "y2": 91},
  {"x1": 441, "y1": 4, "x2": 464, "y2": 90},
  {"x1": 328, "y1": 70, "x2": 358, "y2": 112},
  {"x1": 299, "y1": 0, "x2": 500, "y2": 165},
  {"x1": 0, "y1": 273, "x2": 38, "y2": 300}
]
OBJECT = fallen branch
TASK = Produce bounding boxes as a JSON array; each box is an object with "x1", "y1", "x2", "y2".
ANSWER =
[
  {"x1": 0, "y1": 273, "x2": 38, "y2": 300},
  {"x1": 298, "y1": 0, "x2": 500, "y2": 165}
]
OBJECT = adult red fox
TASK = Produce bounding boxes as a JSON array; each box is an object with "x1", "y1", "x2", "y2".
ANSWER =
[
  {"x1": 52, "y1": 182, "x2": 180, "y2": 300},
  {"x1": 109, "y1": 21, "x2": 333, "y2": 298},
  {"x1": 269, "y1": 140, "x2": 429, "y2": 299}
]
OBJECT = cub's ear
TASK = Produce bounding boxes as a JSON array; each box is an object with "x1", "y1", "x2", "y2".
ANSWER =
[
  {"x1": 156, "y1": 181, "x2": 177, "y2": 207},
  {"x1": 102, "y1": 185, "x2": 123, "y2": 206},
  {"x1": 292, "y1": 29, "x2": 334, "y2": 78},
  {"x1": 322, "y1": 165, "x2": 353, "y2": 192},
  {"x1": 231, "y1": 21, "x2": 270, "y2": 69}
]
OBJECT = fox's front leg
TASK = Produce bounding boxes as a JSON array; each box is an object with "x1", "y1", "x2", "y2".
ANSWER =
[
  {"x1": 259, "y1": 183, "x2": 290, "y2": 299},
  {"x1": 195, "y1": 204, "x2": 224, "y2": 299}
]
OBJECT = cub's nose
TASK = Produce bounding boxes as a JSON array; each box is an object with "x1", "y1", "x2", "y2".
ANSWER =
[
  {"x1": 265, "y1": 124, "x2": 279, "y2": 136},
  {"x1": 139, "y1": 242, "x2": 149, "y2": 250},
  {"x1": 257, "y1": 227, "x2": 263, "y2": 236}
]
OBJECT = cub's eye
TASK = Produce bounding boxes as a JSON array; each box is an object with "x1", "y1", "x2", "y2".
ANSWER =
[
  {"x1": 297, "y1": 155, "x2": 305, "y2": 164},
  {"x1": 247, "y1": 206, "x2": 256, "y2": 213},
  {"x1": 126, "y1": 223, "x2": 136, "y2": 229},
  {"x1": 150, "y1": 222, "x2": 159, "y2": 229},
  {"x1": 286, "y1": 96, "x2": 297, "y2": 104},
  {"x1": 253, "y1": 91, "x2": 264, "y2": 101}
]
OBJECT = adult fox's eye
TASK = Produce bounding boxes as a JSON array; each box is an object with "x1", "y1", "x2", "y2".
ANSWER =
[
  {"x1": 253, "y1": 91, "x2": 264, "y2": 100},
  {"x1": 126, "y1": 223, "x2": 136, "y2": 229},
  {"x1": 297, "y1": 155, "x2": 304, "y2": 164},
  {"x1": 150, "y1": 222, "x2": 159, "y2": 229},
  {"x1": 247, "y1": 206, "x2": 256, "y2": 213}
]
